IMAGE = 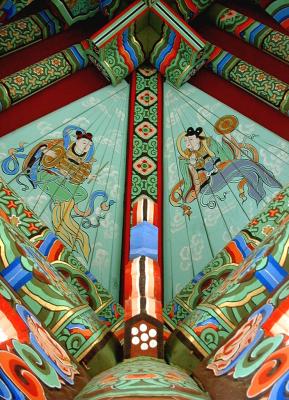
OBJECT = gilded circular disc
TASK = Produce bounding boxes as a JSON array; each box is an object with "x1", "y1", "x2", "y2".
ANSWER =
[{"x1": 214, "y1": 115, "x2": 239, "y2": 135}]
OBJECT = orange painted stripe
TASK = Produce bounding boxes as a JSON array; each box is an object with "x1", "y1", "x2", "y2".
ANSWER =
[
  {"x1": 208, "y1": 46, "x2": 222, "y2": 62},
  {"x1": 234, "y1": 18, "x2": 255, "y2": 37},
  {"x1": 225, "y1": 241, "x2": 244, "y2": 264},
  {"x1": 153, "y1": 203, "x2": 158, "y2": 226},
  {"x1": 132, "y1": 202, "x2": 138, "y2": 226},
  {"x1": 248, "y1": 242, "x2": 256, "y2": 251},
  {"x1": 117, "y1": 34, "x2": 134, "y2": 73},
  {"x1": 281, "y1": 19, "x2": 289, "y2": 29},
  {"x1": 0, "y1": 209, "x2": 10, "y2": 223},
  {"x1": 47, "y1": 241, "x2": 64, "y2": 263},
  {"x1": 163, "y1": 330, "x2": 171, "y2": 341},
  {"x1": 160, "y1": 34, "x2": 181, "y2": 76},
  {"x1": 194, "y1": 323, "x2": 218, "y2": 335},
  {"x1": 124, "y1": 263, "x2": 133, "y2": 301}
]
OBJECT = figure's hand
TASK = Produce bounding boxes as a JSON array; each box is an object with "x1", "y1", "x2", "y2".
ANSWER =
[
  {"x1": 8, "y1": 148, "x2": 17, "y2": 156},
  {"x1": 87, "y1": 174, "x2": 97, "y2": 183},
  {"x1": 43, "y1": 149, "x2": 57, "y2": 158}
]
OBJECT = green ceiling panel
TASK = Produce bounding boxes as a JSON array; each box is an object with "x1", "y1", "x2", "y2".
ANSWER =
[
  {"x1": 163, "y1": 82, "x2": 289, "y2": 303},
  {"x1": 0, "y1": 82, "x2": 129, "y2": 302}
]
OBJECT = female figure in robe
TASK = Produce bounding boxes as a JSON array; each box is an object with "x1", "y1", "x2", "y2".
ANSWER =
[{"x1": 170, "y1": 126, "x2": 282, "y2": 217}]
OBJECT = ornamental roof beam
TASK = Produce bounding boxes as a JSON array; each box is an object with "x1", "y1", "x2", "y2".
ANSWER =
[{"x1": 86, "y1": 0, "x2": 213, "y2": 87}]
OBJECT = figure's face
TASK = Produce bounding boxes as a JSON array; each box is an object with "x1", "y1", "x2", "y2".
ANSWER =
[
  {"x1": 75, "y1": 138, "x2": 92, "y2": 154},
  {"x1": 185, "y1": 135, "x2": 201, "y2": 151}
]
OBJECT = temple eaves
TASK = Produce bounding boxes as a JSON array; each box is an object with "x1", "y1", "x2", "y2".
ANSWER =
[{"x1": 84, "y1": 0, "x2": 213, "y2": 87}]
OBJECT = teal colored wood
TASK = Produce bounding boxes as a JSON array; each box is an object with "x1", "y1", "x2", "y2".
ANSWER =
[
  {"x1": 0, "y1": 82, "x2": 129, "y2": 301},
  {"x1": 163, "y1": 82, "x2": 289, "y2": 303}
]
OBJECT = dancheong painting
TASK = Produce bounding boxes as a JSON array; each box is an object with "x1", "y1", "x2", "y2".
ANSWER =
[{"x1": 0, "y1": 0, "x2": 289, "y2": 399}]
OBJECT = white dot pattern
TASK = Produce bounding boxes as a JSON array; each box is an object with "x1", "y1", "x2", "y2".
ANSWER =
[
  {"x1": 131, "y1": 327, "x2": 138, "y2": 336},
  {"x1": 132, "y1": 336, "x2": 140, "y2": 345},
  {"x1": 130, "y1": 324, "x2": 158, "y2": 350},
  {"x1": 149, "y1": 329, "x2": 157, "y2": 338},
  {"x1": 141, "y1": 333, "x2": 149, "y2": 342},
  {"x1": 141, "y1": 343, "x2": 149, "y2": 351}
]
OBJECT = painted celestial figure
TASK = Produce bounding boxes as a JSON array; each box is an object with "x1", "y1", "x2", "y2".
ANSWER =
[
  {"x1": 170, "y1": 116, "x2": 282, "y2": 217},
  {"x1": 1, "y1": 125, "x2": 115, "y2": 259}
]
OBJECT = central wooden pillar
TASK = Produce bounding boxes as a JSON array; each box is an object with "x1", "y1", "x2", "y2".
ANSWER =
[{"x1": 122, "y1": 66, "x2": 164, "y2": 358}]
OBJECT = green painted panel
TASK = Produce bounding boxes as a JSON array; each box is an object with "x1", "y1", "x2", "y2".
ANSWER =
[
  {"x1": 163, "y1": 82, "x2": 289, "y2": 303},
  {"x1": 0, "y1": 82, "x2": 129, "y2": 301}
]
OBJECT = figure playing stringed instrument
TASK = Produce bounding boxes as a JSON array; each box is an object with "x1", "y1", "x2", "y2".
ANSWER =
[{"x1": 2, "y1": 125, "x2": 115, "y2": 260}]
